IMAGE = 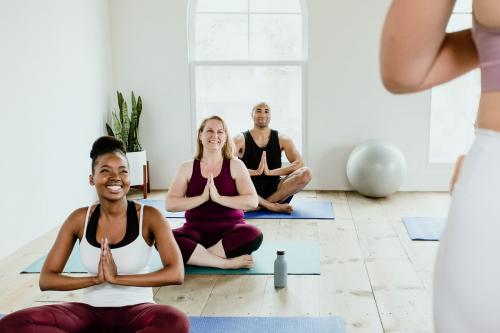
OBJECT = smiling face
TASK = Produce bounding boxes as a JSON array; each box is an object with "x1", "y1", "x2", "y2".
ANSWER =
[
  {"x1": 252, "y1": 103, "x2": 271, "y2": 129},
  {"x1": 198, "y1": 118, "x2": 227, "y2": 152},
  {"x1": 89, "y1": 152, "x2": 130, "y2": 201}
]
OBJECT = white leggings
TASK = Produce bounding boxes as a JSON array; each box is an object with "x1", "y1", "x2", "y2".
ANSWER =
[{"x1": 434, "y1": 129, "x2": 500, "y2": 332}]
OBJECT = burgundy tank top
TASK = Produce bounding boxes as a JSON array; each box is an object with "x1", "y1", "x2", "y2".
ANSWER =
[
  {"x1": 472, "y1": 16, "x2": 500, "y2": 92},
  {"x1": 184, "y1": 159, "x2": 244, "y2": 223}
]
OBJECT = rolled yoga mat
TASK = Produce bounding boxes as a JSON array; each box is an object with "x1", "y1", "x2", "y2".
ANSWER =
[
  {"x1": 138, "y1": 199, "x2": 335, "y2": 220},
  {"x1": 21, "y1": 241, "x2": 320, "y2": 275},
  {"x1": 402, "y1": 216, "x2": 446, "y2": 241}
]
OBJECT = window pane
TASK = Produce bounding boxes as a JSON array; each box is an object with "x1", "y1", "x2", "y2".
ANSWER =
[
  {"x1": 195, "y1": 65, "x2": 303, "y2": 153},
  {"x1": 429, "y1": 70, "x2": 479, "y2": 163},
  {"x1": 250, "y1": 14, "x2": 303, "y2": 60},
  {"x1": 250, "y1": 0, "x2": 302, "y2": 13},
  {"x1": 195, "y1": 14, "x2": 248, "y2": 60},
  {"x1": 429, "y1": 13, "x2": 478, "y2": 163},
  {"x1": 446, "y1": 13, "x2": 471, "y2": 32},
  {"x1": 197, "y1": 0, "x2": 247, "y2": 13},
  {"x1": 453, "y1": 0, "x2": 472, "y2": 13}
]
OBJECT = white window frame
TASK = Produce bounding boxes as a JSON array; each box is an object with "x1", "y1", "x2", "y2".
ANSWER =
[{"x1": 187, "y1": 0, "x2": 309, "y2": 161}]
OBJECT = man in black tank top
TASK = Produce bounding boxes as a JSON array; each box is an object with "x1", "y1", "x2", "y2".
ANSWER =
[{"x1": 234, "y1": 102, "x2": 312, "y2": 213}]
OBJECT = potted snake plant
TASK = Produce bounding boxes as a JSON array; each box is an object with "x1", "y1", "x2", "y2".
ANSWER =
[{"x1": 106, "y1": 91, "x2": 148, "y2": 188}]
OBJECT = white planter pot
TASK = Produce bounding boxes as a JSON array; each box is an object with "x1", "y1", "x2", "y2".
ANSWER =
[{"x1": 126, "y1": 150, "x2": 147, "y2": 186}]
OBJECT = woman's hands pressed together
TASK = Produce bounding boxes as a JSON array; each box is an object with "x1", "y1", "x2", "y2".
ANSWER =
[
  {"x1": 200, "y1": 173, "x2": 222, "y2": 205},
  {"x1": 96, "y1": 238, "x2": 118, "y2": 285}
]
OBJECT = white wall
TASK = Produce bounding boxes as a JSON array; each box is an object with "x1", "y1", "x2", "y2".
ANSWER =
[
  {"x1": 109, "y1": 0, "x2": 454, "y2": 192},
  {"x1": 109, "y1": 0, "x2": 192, "y2": 190},
  {"x1": 307, "y1": 0, "x2": 452, "y2": 190},
  {"x1": 0, "y1": 0, "x2": 112, "y2": 259}
]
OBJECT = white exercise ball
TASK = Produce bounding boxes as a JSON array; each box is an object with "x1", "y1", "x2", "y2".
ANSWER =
[{"x1": 346, "y1": 140, "x2": 407, "y2": 198}]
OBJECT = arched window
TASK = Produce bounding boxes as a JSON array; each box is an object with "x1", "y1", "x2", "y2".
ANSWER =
[
  {"x1": 188, "y1": 0, "x2": 308, "y2": 154},
  {"x1": 429, "y1": 0, "x2": 478, "y2": 163}
]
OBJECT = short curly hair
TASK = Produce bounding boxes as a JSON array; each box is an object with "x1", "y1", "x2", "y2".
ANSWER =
[{"x1": 90, "y1": 136, "x2": 127, "y2": 173}]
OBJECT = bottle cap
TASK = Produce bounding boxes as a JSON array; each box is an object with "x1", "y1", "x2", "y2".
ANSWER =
[{"x1": 277, "y1": 250, "x2": 285, "y2": 255}]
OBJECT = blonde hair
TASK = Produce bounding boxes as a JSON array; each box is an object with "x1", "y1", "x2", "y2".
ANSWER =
[{"x1": 195, "y1": 115, "x2": 234, "y2": 160}]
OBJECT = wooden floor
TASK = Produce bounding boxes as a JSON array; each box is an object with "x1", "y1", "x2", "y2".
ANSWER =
[{"x1": 0, "y1": 190, "x2": 450, "y2": 333}]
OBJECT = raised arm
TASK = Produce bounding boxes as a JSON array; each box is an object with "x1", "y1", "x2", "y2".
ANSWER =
[
  {"x1": 265, "y1": 135, "x2": 304, "y2": 177},
  {"x1": 105, "y1": 206, "x2": 184, "y2": 287},
  {"x1": 380, "y1": 0, "x2": 478, "y2": 93},
  {"x1": 209, "y1": 159, "x2": 258, "y2": 210},
  {"x1": 166, "y1": 161, "x2": 209, "y2": 212},
  {"x1": 39, "y1": 208, "x2": 102, "y2": 291}
]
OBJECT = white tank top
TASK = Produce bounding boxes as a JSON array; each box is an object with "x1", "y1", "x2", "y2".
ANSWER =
[{"x1": 80, "y1": 203, "x2": 154, "y2": 307}]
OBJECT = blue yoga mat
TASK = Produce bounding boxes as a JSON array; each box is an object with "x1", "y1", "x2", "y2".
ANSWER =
[
  {"x1": 0, "y1": 314, "x2": 344, "y2": 332},
  {"x1": 189, "y1": 316, "x2": 345, "y2": 333},
  {"x1": 21, "y1": 241, "x2": 320, "y2": 275},
  {"x1": 402, "y1": 217, "x2": 446, "y2": 241},
  {"x1": 138, "y1": 199, "x2": 335, "y2": 220}
]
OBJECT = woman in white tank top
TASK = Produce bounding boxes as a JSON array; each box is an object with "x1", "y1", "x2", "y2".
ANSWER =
[
  {"x1": 0, "y1": 136, "x2": 189, "y2": 333},
  {"x1": 381, "y1": 1, "x2": 500, "y2": 332}
]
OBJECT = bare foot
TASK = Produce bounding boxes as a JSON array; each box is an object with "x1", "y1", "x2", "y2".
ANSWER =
[
  {"x1": 245, "y1": 206, "x2": 262, "y2": 212},
  {"x1": 224, "y1": 254, "x2": 254, "y2": 269},
  {"x1": 267, "y1": 202, "x2": 293, "y2": 214}
]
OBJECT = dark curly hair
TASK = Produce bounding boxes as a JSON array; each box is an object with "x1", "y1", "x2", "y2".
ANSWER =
[{"x1": 90, "y1": 136, "x2": 127, "y2": 173}]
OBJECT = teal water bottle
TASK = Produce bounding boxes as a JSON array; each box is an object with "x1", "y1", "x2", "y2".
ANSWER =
[{"x1": 274, "y1": 250, "x2": 287, "y2": 288}]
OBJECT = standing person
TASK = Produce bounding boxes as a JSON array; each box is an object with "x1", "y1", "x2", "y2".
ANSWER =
[
  {"x1": 0, "y1": 136, "x2": 189, "y2": 333},
  {"x1": 167, "y1": 115, "x2": 262, "y2": 269},
  {"x1": 234, "y1": 102, "x2": 312, "y2": 213},
  {"x1": 381, "y1": 1, "x2": 500, "y2": 331}
]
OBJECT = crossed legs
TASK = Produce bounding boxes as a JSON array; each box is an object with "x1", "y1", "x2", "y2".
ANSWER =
[
  {"x1": 173, "y1": 223, "x2": 263, "y2": 269},
  {"x1": 0, "y1": 302, "x2": 189, "y2": 333},
  {"x1": 257, "y1": 167, "x2": 312, "y2": 213}
]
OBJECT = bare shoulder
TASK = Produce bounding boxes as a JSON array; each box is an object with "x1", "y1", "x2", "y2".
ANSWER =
[
  {"x1": 230, "y1": 157, "x2": 246, "y2": 167},
  {"x1": 142, "y1": 204, "x2": 168, "y2": 228},
  {"x1": 178, "y1": 159, "x2": 195, "y2": 176},
  {"x1": 277, "y1": 133, "x2": 294, "y2": 148},
  {"x1": 142, "y1": 204, "x2": 165, "y2": 221},
  {"x1": 229, "y1": 158, "x2": 247, "y2": 174},
  {"x1": 68, "y1": 207, "x2": 89, "y2": 221},
  {"x1": 234, "y1": 133, "x2": 245, "y2": 144},
  {"x1": 141, "y1": 205, "x2": 170, "y2": 244},
  {"x1": 180, "y1": 159, "x2": 194, "y2": 169},
  {"x1": 62, "y1": 206, "x2": 89, "y2": 237}
]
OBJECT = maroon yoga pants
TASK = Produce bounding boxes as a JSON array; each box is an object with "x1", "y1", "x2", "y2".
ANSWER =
[
  {"x1": 173, "y1": 221, "x2": 263, "y2": 263},
  {"x1": 0, "y1": 302, "x2": 189, "y2": 333}
]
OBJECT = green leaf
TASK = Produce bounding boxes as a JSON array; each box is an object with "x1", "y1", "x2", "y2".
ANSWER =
[
  {"x1": 128, "y1": 93, "x2": 142, "y2": 152},
  {"x1": 136, "y1": 96, "x2": 142, "y2": 130},
  {"x1": 121, "y1": 101, "x2": 130, "y2": 151},
  {"x1": 117, "y1": 91, "x2": 125, "y2": 124},
  {"x1": 106, "y1": 123, "x2": 115, "y2": 137},
  {"x1": 131, "y1": 91, "x2": 137, "y2": 113},
  {"x1": 112, "y1": 111, "x2": 124, "y2": 148},
  {"x1": 108, "y1": 91, "x2": 143, "y2": 152}
]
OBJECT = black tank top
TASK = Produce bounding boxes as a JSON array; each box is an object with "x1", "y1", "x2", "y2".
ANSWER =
[
  {"x1": 241, "y1": 129, "x2": 281, "y2": 183},
  {"x1": 86, "y1": 200, "x2": 139, "y2": 249}
]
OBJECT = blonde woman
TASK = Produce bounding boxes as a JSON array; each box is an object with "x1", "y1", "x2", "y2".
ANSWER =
[{"x1": 167, "y1": 115, "x2": 262, "y2": 269}]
